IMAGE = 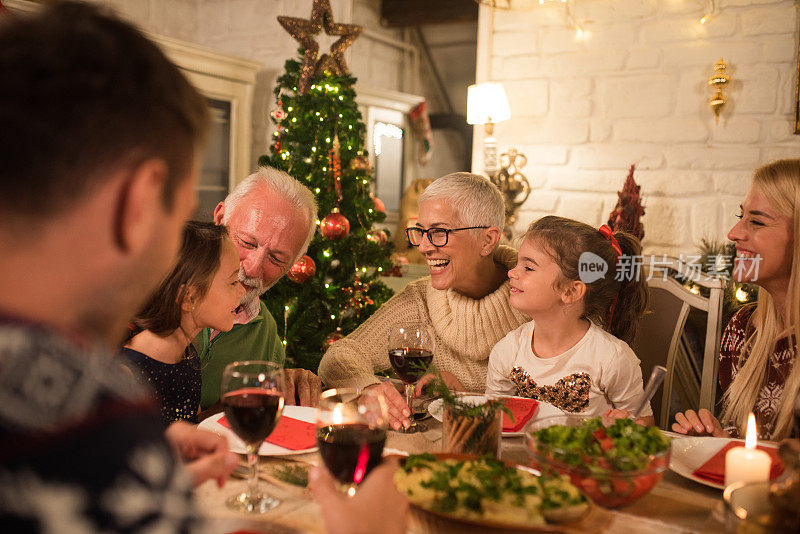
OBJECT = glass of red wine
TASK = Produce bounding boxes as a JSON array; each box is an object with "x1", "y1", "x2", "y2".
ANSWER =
[
  {"x1": 220, "y1": 360, "x2": 285, "y2": 513},
  {"x1": 316, "y1": 388, "x2": 388, "y2": 496},
  {"x1": 388, "y1": 323, "x2": 435, "y2": 433}
]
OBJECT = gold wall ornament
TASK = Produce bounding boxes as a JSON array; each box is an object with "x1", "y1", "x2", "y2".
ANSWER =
[
  {"x1": 708, "y1": 58, "x2": 730, "y2": 124},
  {"x1": 492, "y1": 149, "x2": 530, "y2": 239}
]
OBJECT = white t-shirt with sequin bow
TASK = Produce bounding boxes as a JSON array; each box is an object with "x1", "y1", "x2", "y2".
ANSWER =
[{"x1": 485, "y1": 320, "x2": 652, "y2": 417}]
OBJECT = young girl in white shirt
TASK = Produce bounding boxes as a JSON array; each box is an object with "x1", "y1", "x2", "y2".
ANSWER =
[{"x1": 486, "y1": 215, "x2": 654, "y2": 424}]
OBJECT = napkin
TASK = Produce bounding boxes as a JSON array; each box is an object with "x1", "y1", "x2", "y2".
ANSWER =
[
  {"x1": 218, "y1": 415, "x2": 316, "y2": 451},
  {"x1": 692, "y1": 442, "x2": 784, "y2": 484},
  {"x1": 502, "y1": 397, "x2": 539, "y2": 432}
]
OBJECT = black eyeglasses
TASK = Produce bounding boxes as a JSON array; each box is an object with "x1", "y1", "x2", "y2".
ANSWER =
[{"x1": 405, "y1": 226, "x2": 490, "y2": 247}]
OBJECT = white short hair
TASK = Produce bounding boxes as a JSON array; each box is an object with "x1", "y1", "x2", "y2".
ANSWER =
[
  {"x1": 418, "y1": 172, "x2": 505, "y2": 230},
  {"x1": 222, "y1": 166, "x2": 318, "y2": 261}
]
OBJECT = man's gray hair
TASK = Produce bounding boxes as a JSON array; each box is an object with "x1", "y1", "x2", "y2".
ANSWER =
[
  {"x1": 222, "y1": 166, "x2": 318, "y2": 261},
  {"x1": 418, "y1": 172, "x2": 505, "y2": 230}
]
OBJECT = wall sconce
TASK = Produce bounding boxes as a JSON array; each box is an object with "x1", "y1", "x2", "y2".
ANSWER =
[
  {"x1": 467, "y1": 83, "x2": 529, "y2": 238},
  {"x1": 467, "y1": 82, "x2": 511, "y2": 176},
  {"x1": 708, "y1": 58, "x2": 729, "y2": 124},
  {"x1": 494, "y1": 149, "x2": 530, "y2": 239}
]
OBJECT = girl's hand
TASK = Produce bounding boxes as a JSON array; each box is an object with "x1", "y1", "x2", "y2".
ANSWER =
[
  {"x1": 415, "y1": 371, "x2": 464, "y2": 396},
  {"x1": 672, "y1": 409, "x2": 729, "y2": 437},
  {"x1": 602, "y1": 408, "x2": 652, "y2": 426}
]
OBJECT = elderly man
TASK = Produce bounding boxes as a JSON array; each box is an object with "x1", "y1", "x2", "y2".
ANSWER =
[
  {"x1": 197, "y1": 167, "x2": 323, "y2": 413},
  {"x1": 0, "y1": 4, "x2": 406, "y2": 532}
]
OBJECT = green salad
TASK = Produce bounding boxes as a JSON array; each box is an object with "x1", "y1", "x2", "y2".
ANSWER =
[{"x1": 532, "y1": 417, "x2": 670, "y2": 473}]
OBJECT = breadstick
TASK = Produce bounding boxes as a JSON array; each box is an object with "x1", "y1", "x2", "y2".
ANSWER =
[
  {"x1": 446, "y1": 413, "x2": 468, "y2": 452},
  {"x1": 452, "y1": 418, "x2": 480, "y2": 452}
]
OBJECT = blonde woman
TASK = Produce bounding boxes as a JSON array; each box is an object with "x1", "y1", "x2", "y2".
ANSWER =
[{"x1": 673, "y1": 159, "x2": 799, "y2": 440}]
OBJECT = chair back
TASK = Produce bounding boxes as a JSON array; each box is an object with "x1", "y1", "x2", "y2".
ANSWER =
[{"x1": 630, "y1": 257, "x2": 724, "y2": 428}]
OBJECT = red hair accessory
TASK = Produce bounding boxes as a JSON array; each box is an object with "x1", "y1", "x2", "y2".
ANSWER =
[
  {"x1": 598, "y1": 224, "x2": 622, "y2": 326},
  {"x1": 598, "y1": 224, "x2": 622, "y2": 257}
]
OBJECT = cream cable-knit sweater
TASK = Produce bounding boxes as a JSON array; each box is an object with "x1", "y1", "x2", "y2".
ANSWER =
[{"x1": 318, "y1": 246, "x2": 529, "y2": 392}]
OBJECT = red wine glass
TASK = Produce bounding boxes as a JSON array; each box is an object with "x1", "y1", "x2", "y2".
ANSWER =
[
  {"x1": 220, "y1": 360, "x2": 285, "y2": 513},
  {"x1": 316, "y1": 388, "x2": 388, "y2": 496},
  {"x1": 388, "y1": 323, "x2": 435, "y2": 433}
]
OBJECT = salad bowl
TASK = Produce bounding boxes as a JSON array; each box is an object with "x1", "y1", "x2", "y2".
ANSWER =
[{"x1": 525, "y1": 415, "x2": 671, "y2": 508}]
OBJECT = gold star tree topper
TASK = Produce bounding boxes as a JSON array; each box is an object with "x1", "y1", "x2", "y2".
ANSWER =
[{"x1": 277, "y1": 0, "x2": 362, "y2": 94}]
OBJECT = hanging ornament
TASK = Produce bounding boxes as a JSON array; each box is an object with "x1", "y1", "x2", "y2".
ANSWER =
[
  {"x1": 277, "y1": 0, "x2": 363, "y2": 94},
  {"x1": 349, "y1": 154, "x2": 372, "y2": 172},
  {"x1": 270, "y1": 101, "x2": 287, "y2": 123},
  {"x1": 287, "y1": 254, "x2": 316, "y2": 283},
  {"x1": 708, "y1": 58, "x2": 730, "y2": 124},
  {"x1": 320, "y1": 207, "x2": 350, "y2": 240},
  {"x1": 271, "y1": 101, "x2": 287, "y2": 154},
  {"x1": 324, "y1": 327, "x2": 345, "y2": 346},
  {"x1": 372, "y1": 195, "x2": 386, "y2": 214},
  {"x1": 367, "y1": 229, "x2": 388, "y2": 246},
  {"x1": 341, "y1": 275, "x2": 374, "y2": 311},
  {"x1": 329, "y1": 134, "x2": 343, "y2": 203}
]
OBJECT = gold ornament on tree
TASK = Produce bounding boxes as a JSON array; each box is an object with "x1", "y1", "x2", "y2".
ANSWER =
[
  {"x1": 708, "y1": 58, "x2": 730, "y2": 124},
  {"x1": 341, "y1": 275, "x2": 373, "y2": 312},
  {"x1": 277, "y1": 0, "x2": 362, "y2": 94}
]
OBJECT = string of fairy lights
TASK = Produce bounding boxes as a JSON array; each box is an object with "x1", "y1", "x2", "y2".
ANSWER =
[{"x1": 476, "y1": 0, "x2": 723, "y2": 40}]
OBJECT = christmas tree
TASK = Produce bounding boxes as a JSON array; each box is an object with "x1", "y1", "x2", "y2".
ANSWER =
[
  {"x1": 607, "y1": 164, "x2": 645, "y2": 240},
  {"x1": 258, "y1": 1, "x2": 395, "y2": 372}
]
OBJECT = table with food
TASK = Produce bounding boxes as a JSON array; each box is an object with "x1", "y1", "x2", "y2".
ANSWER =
[{"x1": 194, "y1": 373, "x2": 796, "y2": 534}]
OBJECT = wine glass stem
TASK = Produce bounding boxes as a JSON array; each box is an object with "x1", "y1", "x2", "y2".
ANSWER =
[
  {"x1": 246, "y1": 444, "x2": 259, "y2": 497},
  {"x1": 404, "y1": 383, "x2": 414, "y2": 424}
]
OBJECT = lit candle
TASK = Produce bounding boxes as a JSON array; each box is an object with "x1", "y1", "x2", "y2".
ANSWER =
[{"x1": 724, "y1": 412, "x2": 771, "y2": 487}]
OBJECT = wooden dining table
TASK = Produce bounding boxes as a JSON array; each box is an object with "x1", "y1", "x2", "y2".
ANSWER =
[{"x1": 195, "y1": 414, "x2": 732, "y2": 534}]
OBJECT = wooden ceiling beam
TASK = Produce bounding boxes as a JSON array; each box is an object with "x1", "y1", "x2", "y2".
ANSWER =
[{"x1": 381, "y1": 0, "x2": 478, "y2": 27}]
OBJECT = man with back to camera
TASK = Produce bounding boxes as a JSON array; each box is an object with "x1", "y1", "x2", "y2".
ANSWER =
[{"x1": 0, "y1": 3, "x2": 406, "y2": 532}]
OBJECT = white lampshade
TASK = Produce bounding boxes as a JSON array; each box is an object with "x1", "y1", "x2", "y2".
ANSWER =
[{"x1": 466, "y1": 83, "x2": 511, "y2": 125}]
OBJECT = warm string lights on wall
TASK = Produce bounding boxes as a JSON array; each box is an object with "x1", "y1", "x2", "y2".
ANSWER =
[
  {"x1": 477, "y1": 0, "x2": 725, "y2": 40},
  {"x1": 699, "y1": 0, "x2": 716, "y2": 25}
]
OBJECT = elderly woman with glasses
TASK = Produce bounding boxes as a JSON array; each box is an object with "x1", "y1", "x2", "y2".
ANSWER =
[{"x1": 318, "y1": 173, "x2": 528, "y2": 430}]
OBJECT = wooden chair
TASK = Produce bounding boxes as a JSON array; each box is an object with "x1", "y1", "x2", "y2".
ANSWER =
[{"x1": 630, "y1": 256, "x2": 724, "y2": 429}]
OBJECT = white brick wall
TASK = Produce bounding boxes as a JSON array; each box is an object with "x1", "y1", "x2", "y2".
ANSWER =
[
  {"x1": 94, "y1": 0, "x2": 464, "y2": 185},
  {"x1": 475, "y1": 0, "x2": 799, "y2": 256}
]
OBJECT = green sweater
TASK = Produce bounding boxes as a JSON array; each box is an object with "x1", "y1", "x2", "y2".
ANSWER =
[{"x1": 197, "y1": 300, "x2": 285, "y2": 410}]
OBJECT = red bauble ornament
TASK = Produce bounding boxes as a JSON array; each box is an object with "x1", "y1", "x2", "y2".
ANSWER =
[
  {"x1": 372, "y1": 196, "x2": 385, "y2": 213},
  {"x1": 366, "y1": 229, "x2": 388, "y2": 245},
  {"x1": 324, "y1": 328, "x2": 345, "y2": 346},
  {"x1": 320, "y1": 208, "x2": 350, "y2": 240},
  {"x1": 287, "y1": 254, "x2": 316, "y2": 283}
]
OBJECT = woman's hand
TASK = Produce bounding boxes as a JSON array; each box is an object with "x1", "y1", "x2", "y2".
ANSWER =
[
  {"x1": 672, "y1": 409, "x2": 729, "y2": 437},
  {"x1": 602, "y1": 408, "x2": 653, "y2": 426},
  {"x1": 363, "y1": 382, "x2": 411, "y2": 431},
  {"x1": 415, "y1": 371, "x2": 465, "y2": 396},
  {"x1": 164, "y1": 421, "x2": 239, "y2": 487},
  {"x1": 310, "y1": 458, "x2": 408, "y2": 534}
]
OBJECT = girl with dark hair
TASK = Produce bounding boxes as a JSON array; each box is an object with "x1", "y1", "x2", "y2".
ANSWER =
[
  {"x1": 486, "y1": 215, "x2": 654, "y2": 425},
  {"x1": 120, "y1": 221, "x2": 245, "y2": 424}
]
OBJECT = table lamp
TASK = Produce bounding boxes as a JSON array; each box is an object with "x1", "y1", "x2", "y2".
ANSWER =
[{"x1": 467, "y1": 82, "x2": 511, "y2": 176}]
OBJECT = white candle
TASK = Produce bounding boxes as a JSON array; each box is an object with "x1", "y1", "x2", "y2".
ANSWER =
[{"x1": 724, "y1": 413, "x2": 771, "y2": 487}]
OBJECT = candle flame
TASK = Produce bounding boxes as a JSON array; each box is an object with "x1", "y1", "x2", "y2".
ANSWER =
[
  {"x1": 745, "y1": 412, "x2": 757, "y2": 449},
  {"x1": 332, "y1": 405, "x2": 344, "y2": 425}
]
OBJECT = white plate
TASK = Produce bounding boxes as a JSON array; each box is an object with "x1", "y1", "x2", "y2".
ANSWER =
[
  {"x1": 669, "y1": 436, "x2": 778, "y2": 490},
  {"x1": 198, "y1": 406, "x2": 318, "y2": 456},
  {"x1": 427, "y1": 395, "x2": 542, "y2": 437}
]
